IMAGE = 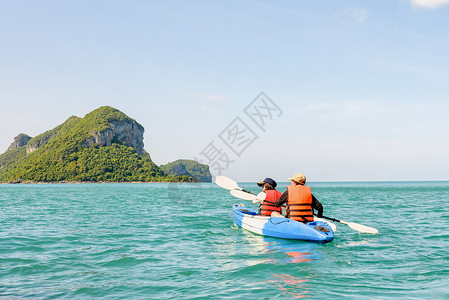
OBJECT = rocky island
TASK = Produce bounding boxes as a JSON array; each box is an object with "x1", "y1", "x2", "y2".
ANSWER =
[
  {"x1": 160, "y1": 159, "x2": 212, "y2": 183},
  {"x1": 0, "y1": 106, "x2": 211, "y2": 183}
]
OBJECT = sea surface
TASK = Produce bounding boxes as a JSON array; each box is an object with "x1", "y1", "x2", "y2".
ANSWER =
[{"x1": 1, "y1": 181, "x2": 448, "y2": 299}]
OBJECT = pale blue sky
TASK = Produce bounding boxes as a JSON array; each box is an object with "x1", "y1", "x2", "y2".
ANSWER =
[{"x1": 1, "y1": 0, "x2": 448, "y2": 181}]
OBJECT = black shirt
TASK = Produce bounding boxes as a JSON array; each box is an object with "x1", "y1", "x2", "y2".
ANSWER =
[{"x1": 274, "y1": 189, "x2": 323, "y2": 218}]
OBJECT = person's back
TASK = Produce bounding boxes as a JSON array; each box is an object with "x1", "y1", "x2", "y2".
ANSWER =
[
  {"x1": 260, "y1": 189, "x2": 282, "y2": 216},
  {"x1": 286, "y1": 184, "x2": 314, "y2": 222},
  {"x1": 273, "y1": 173, "x2": 323, "y2": 221},
  {"x1": 256, "y1": 178, "x2": 282, "y2": 216}
]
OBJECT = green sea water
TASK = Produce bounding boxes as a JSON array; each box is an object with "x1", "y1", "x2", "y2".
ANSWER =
[{"x1": 1, "y1": 181, "x2": 448, "y2": 299}]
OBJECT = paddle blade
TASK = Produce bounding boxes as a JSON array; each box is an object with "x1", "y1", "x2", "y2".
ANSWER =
[
  {"x1": 346, "y1": 222, "x2": 379, "y2": 234},
  {"x1": 215, "y1": 175, "x2": 239, "y2": 190},
  {"x1": 230, "y1": 189, "x2": 256, "y2": 201}
]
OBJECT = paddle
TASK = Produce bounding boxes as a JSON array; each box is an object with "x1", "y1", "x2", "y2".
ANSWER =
[
  {"x1": 216, "y1": 175, "x2": 266, "y2": 203},
  {"x1": 319, "y1": 215, "x2": 379, "y2": 234},
  {"x1": 230, "y1": 189, "x2": 266, "y2": 202},
  {"x1": 215, "y1": 175, "x2": 253, "y2": 194}
]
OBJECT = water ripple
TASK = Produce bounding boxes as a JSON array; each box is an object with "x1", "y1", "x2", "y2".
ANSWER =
[{"x1": 0, "y1": 182, "x2": 448, "y2": 299}]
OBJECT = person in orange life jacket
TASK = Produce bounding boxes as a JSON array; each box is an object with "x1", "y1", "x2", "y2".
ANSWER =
[
  {"x1": 271, "y1": 173, "x2": 323, "y2": 222},
  {"x1": 255, "y1": 178, "x2": 283, "y2": 216}
]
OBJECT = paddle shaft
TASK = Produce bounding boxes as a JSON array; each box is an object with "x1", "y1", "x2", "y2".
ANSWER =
[
  {"x1": 239, "y1": 188, "x2": 254, "y2": 195},
  {"x1": 319, "y1": 215, "x2": 378, "y2": 234},
  {"x1": 320, "y1": 215, "x2": 343, "y2": 223}
]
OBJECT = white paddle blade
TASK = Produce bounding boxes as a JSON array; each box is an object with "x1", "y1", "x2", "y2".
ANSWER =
[
  {"x1": 230, "y1": 189, "x2": 256, "y2": 201},
  {"x1": 215, "y1": 175, "x2": 239, "y2": 190},
  {"x1": 346, "y1": 222, "x2": 379, "y2": 234}
]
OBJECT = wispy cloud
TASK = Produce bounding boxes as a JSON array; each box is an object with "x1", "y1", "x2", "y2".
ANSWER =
[
  {"x1": 410, "y1": 0, "x2": 449, "y2": 9},
  {"x1": 188, "y1": 90, "x2": 231, "y2": 113},
  {"x1": 199, "y1": 105, "x2": 217, "y2": 113},
  {"x1": 188, "y1": 90, "x2": 231, "y2": 103},
  {"x1": 303, "y1": 100, "x2": 375, "y2": 118},
  {"x1": 338, "y1": 8, "x2": 369, "y2": 23}
]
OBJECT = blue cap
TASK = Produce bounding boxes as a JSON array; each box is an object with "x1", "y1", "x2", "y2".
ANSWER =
[{"x1": 257, "y1": 178, "x2": 277, "y2": 188}]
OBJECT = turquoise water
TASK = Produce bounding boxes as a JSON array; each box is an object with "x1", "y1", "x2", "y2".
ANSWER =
[{"x1": 1, "y1": 181, "x2": 448, "y2": 299}]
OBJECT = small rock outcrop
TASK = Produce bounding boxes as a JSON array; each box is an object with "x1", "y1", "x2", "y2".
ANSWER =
[
  {"x1": 26, "y1": 132, "x2": 56, "y2": 154},
  {"x1": 7, "y1": 134, "x2": 32, "y2": 151},
  {"x1": 160, "y1": 159, "x2": 212, "y2": 182}
]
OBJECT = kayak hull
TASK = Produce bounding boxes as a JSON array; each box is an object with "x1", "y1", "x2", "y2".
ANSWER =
[{"x1": 233, "y1": 204, "x2": 334, "y2": 243}]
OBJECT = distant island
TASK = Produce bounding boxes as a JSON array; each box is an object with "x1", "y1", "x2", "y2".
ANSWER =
[
  {"x1": 0, "y1": 106, "x2": 211, "y2": 183},
  {"x1": 160, "y1": 159, "x2": 212, "y2": 183}
]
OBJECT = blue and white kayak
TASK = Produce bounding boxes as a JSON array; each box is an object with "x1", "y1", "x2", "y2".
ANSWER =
[{"x1": 233, "y1": 204, "x2": 334, "y2": 243}]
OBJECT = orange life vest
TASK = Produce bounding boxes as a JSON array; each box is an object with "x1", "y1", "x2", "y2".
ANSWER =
[
  {"x1": 287, "y1": 185, "x2": 314, "y2": 222},
  {"x1": 259, "y1": 190, "x2": 282, "y2": 216}
]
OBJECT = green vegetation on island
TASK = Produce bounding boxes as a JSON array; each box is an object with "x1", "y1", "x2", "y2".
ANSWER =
[
  {"x1": 0, "y1": 106, "x2": 210, "y2": 183},
  {"x1": 160, "y1": 159, "x2": 212, "y2": 182}
]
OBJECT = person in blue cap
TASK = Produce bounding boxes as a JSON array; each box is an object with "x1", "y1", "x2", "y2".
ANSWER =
[{"x1": 256, "y1": 178, "x2": 283, "y2": 216}]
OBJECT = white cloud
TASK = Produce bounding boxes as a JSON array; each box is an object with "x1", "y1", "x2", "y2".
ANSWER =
[
  {"x1": 339, "y1": 8, "x2": 369, "y2": 23},
  {"x1": 410, "y1": 0, "x2": 449, "y2": 8}
]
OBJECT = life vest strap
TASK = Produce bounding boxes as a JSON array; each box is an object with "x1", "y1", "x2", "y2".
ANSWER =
[{"x1": 263, "y1": 199, "x2": 276, "y2": 205}]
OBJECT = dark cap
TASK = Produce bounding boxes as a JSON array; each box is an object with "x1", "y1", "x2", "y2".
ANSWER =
[{"x1": 257, "y1": 178, "x2": 277, "y2": 188}]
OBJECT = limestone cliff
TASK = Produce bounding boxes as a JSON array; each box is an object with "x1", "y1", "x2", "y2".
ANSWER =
[
  {"x1": 84, "y1": 120, "x2": 144, "y2": 155},
  {"x1": 25, "y1": 116, "x2": 80, "y2": 154},
  {"x1": 7, "y1": 134, "x2": 32, "y2": 151}
]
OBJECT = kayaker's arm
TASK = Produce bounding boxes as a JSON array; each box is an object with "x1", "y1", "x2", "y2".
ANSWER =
[
  {"x1": 312, "y1": 194, "x2": 323, "y2": 218},
  {"x1": 274, "y1": 190, "x2": 288, "y2": 207}
]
